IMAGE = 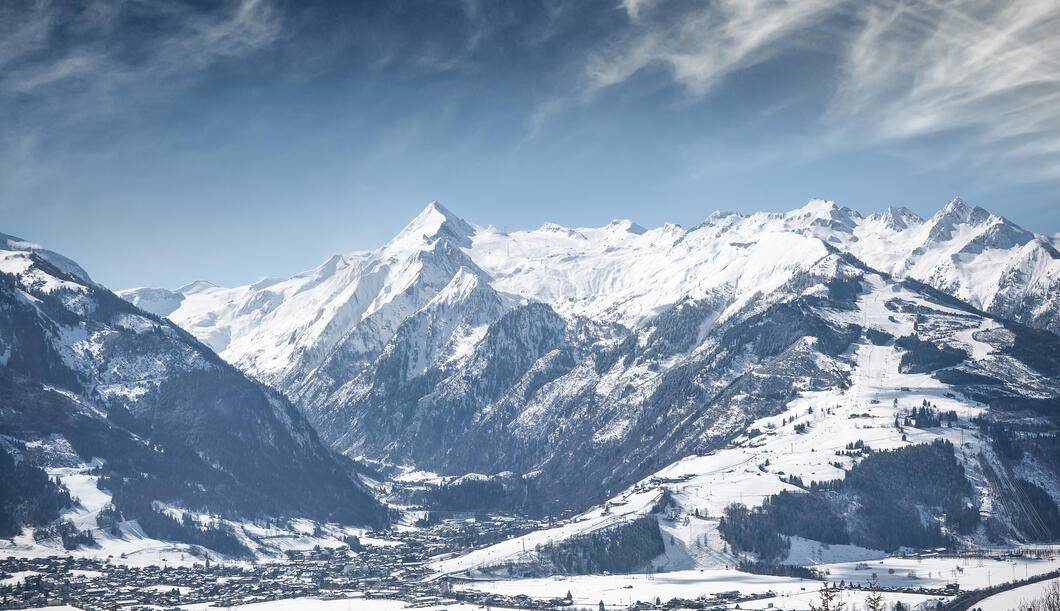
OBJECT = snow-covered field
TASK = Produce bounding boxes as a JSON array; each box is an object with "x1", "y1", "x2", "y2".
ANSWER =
[
  {"x1": 0, "y1": 463, "x2": 210, "y2": 567},
  {"x1": 738, "y1": 588, "x2": 942, "y2": 611},
  {"x1": 820, "y1": 554, "x2": 1060, "y2": 591},
  {"x1": 24, "y1": 602, "x2": 480, "y2": 611},
  {"x1": 181, "y1": 594, "x2": 521, "y2": 610},
  {"x1": 456, "y1": 554, "x2": 1060, "y2": 609},
  {"x1": 976, "y1": 577, "x2": 1060, "y2": 610},
  {"x1": 458, "y1": 569, "x2": 812, "y2": 607},
  {"x1": 0, "y1": 570, "x2": 42, "y2": 586}
]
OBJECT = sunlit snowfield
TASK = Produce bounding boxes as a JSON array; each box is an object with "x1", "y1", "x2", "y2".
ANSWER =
[
  {"x1": 454, "y1": 553, "x2": 1060, "y2": 609},
  {"x1": 183, "y1": 597, "x2": 520, "y2": 610},
  {"x1": 975, "y1": 577, "x2": 1060, "y2": 610}
]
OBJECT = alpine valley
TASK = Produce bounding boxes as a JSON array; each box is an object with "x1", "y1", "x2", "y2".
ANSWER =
[{"x1": 6, "y1": 198, "x2": 1060, "y2": 608}]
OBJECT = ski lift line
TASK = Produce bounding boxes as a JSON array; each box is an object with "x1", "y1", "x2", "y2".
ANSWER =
[{"x1": 992, "y1": 458, "x2": 1052, "y2": 541}]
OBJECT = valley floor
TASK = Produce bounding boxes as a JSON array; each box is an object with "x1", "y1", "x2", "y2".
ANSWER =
[
  {"x1": 7, "y1": 549, "x2": 1060, "y2": 611},
  {"x1": 974, "y1": 577, "x2": 1060, "y2": 610},
  {"x1": 455, "y1": 552, "x2": 1060, "y2": 609}
]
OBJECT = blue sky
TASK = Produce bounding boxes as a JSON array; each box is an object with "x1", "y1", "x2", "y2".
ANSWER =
[{"x1": 3, "y1": 0, "x2": 1059, "y2": 290}]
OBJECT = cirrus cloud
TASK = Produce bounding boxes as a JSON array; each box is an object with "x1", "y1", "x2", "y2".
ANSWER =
[{"x1": 567, "y1": 0, "x2": 1060, "y2": 180}]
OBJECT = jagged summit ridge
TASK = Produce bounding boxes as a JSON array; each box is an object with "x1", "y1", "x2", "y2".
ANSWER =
[
  {"x1": 866, "y1": 206, "x2": 924, "y2": 231},
  {"x1": 122, "y1": 198, "x2": 1060, "y2": 385}
]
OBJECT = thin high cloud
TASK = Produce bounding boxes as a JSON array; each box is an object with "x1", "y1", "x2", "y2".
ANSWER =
[
  {"x1": 833, "y1": 1, "x2": 1060, "y2": 179},
  {"x1": 0, "y1": 0, "x2": 281, "y2": 115},
  {"x1": 585, "y1": 0, "x2": 841, "y2": 99},
  {"x1": 573, "y1": 0, "x2": 1060, "y2": 180},
  {"x1": 0, "y1": 0, "x2": 282, "y2": 197}
]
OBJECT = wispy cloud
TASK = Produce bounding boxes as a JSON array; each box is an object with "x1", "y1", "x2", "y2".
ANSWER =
[
  {"x1": 0, "y1": 0, "x2": 282, "y2": 114},
  {"x1": 0, "y1": 0, "x2": 283, "y2": 196},
  {"x1": 584, "y1": 0, "x2": 841, "y2": 99},
  {"x1": 554, "y1": 0, "x2": 1060, "y2": 180},
  {"x1": 832, "y1": 0, "x2": 1060, "y2": 179}
]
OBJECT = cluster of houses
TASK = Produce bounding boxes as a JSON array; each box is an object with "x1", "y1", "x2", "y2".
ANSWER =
[
  {"x1": 0, "y1": 513, "x2": 557, "y2": 610},
  {"x1": 5, "y1": 511, "x2": 1031, "y2": 610},
  {"x1": 0, "y1": 550, "x2": 568, "y2": 610}
]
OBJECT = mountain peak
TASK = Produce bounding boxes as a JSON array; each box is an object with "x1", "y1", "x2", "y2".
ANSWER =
[
  {"x1": 605, "y1": 219, "x2": 647, "y2": 235},
  {"x1": 117, "y1": 286, "x2": 186, "y2": 317},
  {"x1": 391, "y1": 201, "x2": 475, "y2": 250},
  {"x1": 785, "y1": 199, "x2": 858, "y2": 232},
  {"x1": 887, "y1": 205, "x2": 920, "y2": 218},
  {"x1": 871, "y1": 206, "x2": 924, "y2": 231},
  {"x1": 0, "y1": 231, "x2": 94, "y2": 284},
  {"x1": 945, "y1": 196, "x2": 968, "y2": 212},
  {"x1": 178, "y1": 280, "x2": 218, "y2": 294},
  {"x1": 793, "y1": 198, "x2": 838, "y2": 215},
  {"x1": 932, "y1": 197, "x2": 991, "y2": 227},
  {"x1": 939, "y1": 196, "x2": 991, "y2": 220},
  {"x1": 414, "y1": 201, "x2": 463, "y2": 229},
  {"x1": 423, "y1": 200, "x2": 454, "y2": 218}
]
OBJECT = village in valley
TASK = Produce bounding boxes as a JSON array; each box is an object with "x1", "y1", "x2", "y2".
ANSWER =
[{"x1": 4, "y1": 510, "x2": 1060, "y2": 611}]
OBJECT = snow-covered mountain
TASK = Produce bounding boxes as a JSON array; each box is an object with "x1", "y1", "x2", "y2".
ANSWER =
[
  {"x1": 0, "y1": 232, "x2": 387, "y2": 550},
  {"x1": 818, "y1": 198, "x2": 1060, "y2": 334},
  {"x1": 123, "y1": 199, "x2": 1060, "y2": 370},
  {"x1": 120, "y1": 200, "x2": 1060, "y2": 516},
  {"x1": 122, "y1": 204, "x2": 490, "y2": 392}
]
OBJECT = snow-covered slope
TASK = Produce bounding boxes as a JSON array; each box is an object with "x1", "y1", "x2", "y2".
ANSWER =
[
  {"x1": 0, "y1": 233, "x2": 387, "y2": 543},
  {"x1": 852, "y1": 198, "x2": 1060, "y2": 334},
  {"x1": 1, "y1": 454, "x2": 381, "y2": 564},
  {"x1": 430, "y1": 271, "x2": 1060, "y2": 575},
  {"x1": 0, "y1": 231, "x2": 94, "y2": 286},
  {"x1": 121, "y1": 203, "x2": 493, "y2": 391}
]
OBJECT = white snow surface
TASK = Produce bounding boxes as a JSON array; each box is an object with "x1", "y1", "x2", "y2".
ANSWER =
[
  {"x1": 181, "y1": 595, "x2": 521, "y2": 610},
  {"x1": 455, "y1": 555, "x2": 1060, "y2": 610},
  {"x1": 0, "y1": 459, "x2": 398, "y2": 566},
  {"x1": 0, "y1": 231, "x2": 94, "y2": 284},
  {"x1": 976, "y1": 577, "x2": 1060, "y2": 610}
]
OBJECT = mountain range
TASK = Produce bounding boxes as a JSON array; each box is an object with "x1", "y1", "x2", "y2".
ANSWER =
[
  {"x1": 118, "y1": 198, "x2": 1060, "y2": 516},
  {"x1": 5, "y1": 195, "x2": 1060, "y2": 565}
]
